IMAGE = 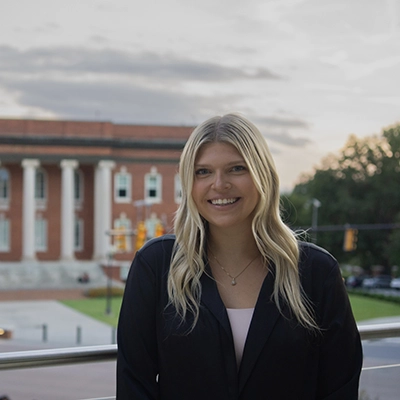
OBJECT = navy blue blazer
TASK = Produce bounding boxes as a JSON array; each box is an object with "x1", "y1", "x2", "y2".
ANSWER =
[{"x1": 117, "y1": 235, "x2": 362, "y2": 399}]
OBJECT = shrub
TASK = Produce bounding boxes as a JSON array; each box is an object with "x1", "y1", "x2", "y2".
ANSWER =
[
  {"x1": 85, "y1": 286, "x2": 125, "y2": 298},
  {"x1": 347, "y1": 288, "x2": 400, "y2": 305}
]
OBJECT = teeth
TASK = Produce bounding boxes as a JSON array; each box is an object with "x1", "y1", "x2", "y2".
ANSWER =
[{"x1": 211, "y1": 198, "x2": 237, "y2": 205}]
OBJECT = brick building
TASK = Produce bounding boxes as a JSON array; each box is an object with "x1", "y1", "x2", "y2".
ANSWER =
[{"x1": 0, "y1": 118, "x2": 193, "y2": 273}]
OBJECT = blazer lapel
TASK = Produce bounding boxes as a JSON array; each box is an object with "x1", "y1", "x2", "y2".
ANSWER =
[
  {"x1": 200, "y1": 267, "x2": 232, "y2": 337},
  {"x1": 238, "y1": 268, "x2": 283, "y2": 392},
  {"x1": 200, "y1": 268, "x2": 240, "y2": 398}
]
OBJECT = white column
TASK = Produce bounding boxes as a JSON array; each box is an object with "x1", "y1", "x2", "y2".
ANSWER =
[
  {"x1": 93, "y1": 165, "x2": 102, "y2": 259},
  {"x1": 60, "y1": 159, "x2": 78, "y2": 261},
  {"x1": 21, "y1": 159, "x2": 40, "y2": 261},
  {"x1": 93, "y1": 160, "x2": 116, "y2": 260}
]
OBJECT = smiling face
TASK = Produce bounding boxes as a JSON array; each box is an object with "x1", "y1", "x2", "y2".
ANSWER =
[{"x1": 192, "y1": 141, "x2": 260, "y2": 234}]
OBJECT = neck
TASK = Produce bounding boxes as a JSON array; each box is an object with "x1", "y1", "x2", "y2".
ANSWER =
[{"x1": 208, "y1": 226, "x2": 259, "y2": 260}]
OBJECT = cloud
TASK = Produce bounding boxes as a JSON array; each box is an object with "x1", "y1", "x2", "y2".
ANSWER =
[
  {"x1": 0, "y1": 45, "x2": 281, "y2": 82},
  {"x1": 266, "y1": 131, "x2": 312, "y2": 147},
  {"x1": 256, "y1": 115, "x2": 309, "y2": 129},
  {"x1": 250, "y1": 115, "x2": 312, "y2": 147},
  {"x1": 0, "y1": 44, "x2": 287, "y2": 129},
  {"x1": 0, "y1": 73, "x2": 312, "y2": 148},
  {"x1": 0, "y1": 77, "x2": 235, "y2": 125},
  {"x1": 0, "y1": 44, "x2": 311, "y2": 149}
]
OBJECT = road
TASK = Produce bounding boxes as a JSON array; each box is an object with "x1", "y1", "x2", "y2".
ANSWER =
[{"x1": 360, "y1": 338, "x2": 400, "y2": 400}]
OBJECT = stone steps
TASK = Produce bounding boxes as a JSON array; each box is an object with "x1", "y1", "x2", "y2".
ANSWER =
[{"x1": 0, "y1": 261, "x2": 125, "y2": 290}]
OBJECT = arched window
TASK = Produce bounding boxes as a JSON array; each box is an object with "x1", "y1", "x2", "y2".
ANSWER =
[
  {"x1": 114, "y1": 213, "x2": 132, "y2": 251},
  {"x1": 74, "y1": 169, "x2": 84, "y2": 209},
  {"x1": 174, "y1": 173, "x2": 182, "y2": 204},
  {"x1": 0, "y1": 213, "x2": 10, "y2": 252},
  {"x1": 35, "y1": 168, "x2": 47, "y2": 209},
  {"x1": 74, "y1": 217, "x2": 84, "y2": 251},
  {"x1": 35, "y1": 214, "x2": 47, "y2": 251},
  {"x1": 0, "y1": 168, "x2": 10, "y2": 209}
]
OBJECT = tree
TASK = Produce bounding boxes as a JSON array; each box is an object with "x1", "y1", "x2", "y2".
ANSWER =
[{"x1": 283, "y1": 124, "x2": 400, "y2": 272}]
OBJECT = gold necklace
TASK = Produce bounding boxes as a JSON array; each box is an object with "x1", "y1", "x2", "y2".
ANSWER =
[{"x1": 209, "y1": 250, "x2": 260, "y2": 286}]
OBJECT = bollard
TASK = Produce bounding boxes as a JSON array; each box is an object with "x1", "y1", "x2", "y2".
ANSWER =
[
  {"x1": 42, "y1": 324, "x2": 48, "y2": 342},
  {"x1": 76, "y1": 326, "x2": 82, "y2": 344}
]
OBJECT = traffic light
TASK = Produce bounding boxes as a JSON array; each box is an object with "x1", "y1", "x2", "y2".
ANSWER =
[
  {"x1": 343, "y1": 228, "x2": 358, "y2": 252},
  {"x1": 155, "y1": 222, "x2": 165, "y2": 237},
  {"x1": 135, "y1": 221, "x2": 147, "y2": 251},
  {"x1": 114, "y1": 227, "x2": 128, "y2": 252}
]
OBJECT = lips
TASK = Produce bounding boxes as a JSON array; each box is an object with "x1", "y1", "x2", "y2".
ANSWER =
[{"x1": 209, "y1": 198, "x2": 239, "y2": 205}]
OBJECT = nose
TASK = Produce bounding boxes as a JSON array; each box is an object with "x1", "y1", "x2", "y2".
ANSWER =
[{"x1": 211, "y1": 172, "x2": 231, "y2": 190}]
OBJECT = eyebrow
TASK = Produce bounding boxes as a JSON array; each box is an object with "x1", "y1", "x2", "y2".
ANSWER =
[{"x1": 194, "y1": 159, "x2": 246, "y2": 168}]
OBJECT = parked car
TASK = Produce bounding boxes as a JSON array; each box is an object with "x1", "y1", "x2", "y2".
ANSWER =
[
  {"x1": 390, "y1": 278, "x2": 400, "y2": 290},
  {"x1": 362, "y1": 275, "x2": 392, "y2": 289},
  {"x1": 346, "y1": 275, "x2": 365, "y2": 288}
]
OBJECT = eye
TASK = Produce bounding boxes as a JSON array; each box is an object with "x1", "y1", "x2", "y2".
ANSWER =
[
  {"x1": 231, "y1": 165, "x2": 246, "y2": 172},
  {"x1": 195, "y1": 168, "x2": 210, "y2": 176}
]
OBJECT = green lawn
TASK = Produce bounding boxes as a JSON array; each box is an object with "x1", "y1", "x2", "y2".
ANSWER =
[
  {"x1": 348, "y1": 294, "x2": 400, "y2": 322},
  {"x1": 61, "y1": 293, "x2": 400, "y2": 327},
  {"x1": 62, "y1": 297, "x2": 123, "y2": 327}
]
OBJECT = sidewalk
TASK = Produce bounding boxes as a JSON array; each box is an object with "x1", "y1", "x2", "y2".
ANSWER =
[{"x1": 0, "y1": 289, "x2": 118, "y2": 350}]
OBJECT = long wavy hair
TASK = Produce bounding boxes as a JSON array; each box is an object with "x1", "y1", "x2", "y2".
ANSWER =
[{"x1": 168, "y1": 113, "x2": 317, "y2": 331}]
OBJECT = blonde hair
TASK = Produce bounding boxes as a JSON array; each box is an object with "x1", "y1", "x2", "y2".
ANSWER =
[{"x1": 168, "y1": 113, "x2": 317, "y2": 331}]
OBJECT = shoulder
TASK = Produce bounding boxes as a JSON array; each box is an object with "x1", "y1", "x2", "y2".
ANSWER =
[
  {"x1": 126, "y1": 234, "x2": 176, "y2": 285},
  {"x1": 298, "y1": 241, "x2": 339, "y2": 280},
  {"x1": 139, "y1": 233, "x2": 176, "y2": 252},
  {"x1": 135, "y1": 234, "x2": 176, "y2": 265},
  {"x1": 296, "y1": 242, "x2": 347, "y2": 303},
  {"x1": 299, "y1": 241, "x2": 337, "y2": 265}
]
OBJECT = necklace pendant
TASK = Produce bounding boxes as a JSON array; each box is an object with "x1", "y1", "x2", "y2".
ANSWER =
[{"x1": 231, "y1": 278, "x2": 237, "y2": 286}]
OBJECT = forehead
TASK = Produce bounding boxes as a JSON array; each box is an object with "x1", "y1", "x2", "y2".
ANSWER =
[{"x1": 195, "y1": 142, "x2": 243, "y2": 163}]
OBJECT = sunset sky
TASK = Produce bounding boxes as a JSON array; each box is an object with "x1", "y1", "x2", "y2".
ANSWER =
[{"x1": 1, "y1": 0, "x2": 399, "y2": 190}]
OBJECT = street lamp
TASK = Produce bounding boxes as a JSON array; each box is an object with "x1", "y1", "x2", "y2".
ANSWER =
[
  {"x1": 311, "y1": 198, "x2": 321, "y2": 243},
  {"x1": 105, "y1": 227, "x2": 134, "y2": 315}
]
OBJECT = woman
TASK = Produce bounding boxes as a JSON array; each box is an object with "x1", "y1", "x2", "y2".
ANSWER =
[{"x1": 117, "y1": 113, "x2": 362, "y2": 399}]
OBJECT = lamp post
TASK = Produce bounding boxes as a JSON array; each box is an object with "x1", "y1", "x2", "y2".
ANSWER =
[
  {"x1": 311, "y1": 198, "x2": 321, "y2": 243},
  {"x1": 105, "y1": 227, "x2": 135, "y2": 315},
  {"x1": 105, "y1": 247, "x2": 115, "y2": 316}
]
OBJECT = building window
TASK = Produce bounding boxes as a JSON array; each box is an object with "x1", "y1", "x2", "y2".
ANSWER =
[
  {"x1": 74, "y1": 170, "x2": 84, "y2": 209},
  {"x1": 145, "y1": 167, "x2": 162, "y2": 203},
  {"x1": 0, "y1": 215, "x2": 10, "y2": 252},
  {"x1": 35, "y1": 216, "x2": 47, "y2": 251},
  {"x1": 74, "y1": 217, "x2": 84, "y2": 251},
  {"x1": 115, "y1": 167, "x2": 131, "y2": 203},
  {"x1": 35, "y1": 168, "x2": 47, "y2": 209},
  {"x1": 174, "y1": 174, "x2": 182, "y2": 204},
  {"x1": 0, "y1": 168, "x2": 10, "y2": 209}
]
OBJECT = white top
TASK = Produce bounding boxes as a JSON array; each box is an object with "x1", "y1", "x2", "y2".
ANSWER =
[{"x1": 226, "y1": 307, "x2": 255, "y2": 368}]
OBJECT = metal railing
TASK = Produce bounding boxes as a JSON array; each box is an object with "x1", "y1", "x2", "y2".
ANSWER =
[
  {"x1": 358, "y1": 322, "x2": 400, "y2": 341},
  {"x1": 0, "y1": 344, "x2": 117, "y2": 371},
  {"x1": 1, "y1": 322, "x2": 400, "y2": 371}
]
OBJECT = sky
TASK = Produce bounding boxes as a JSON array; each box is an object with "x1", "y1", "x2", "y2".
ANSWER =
[{"x1": 1, "y1": 0, "x2": 399, "y2": 191}]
